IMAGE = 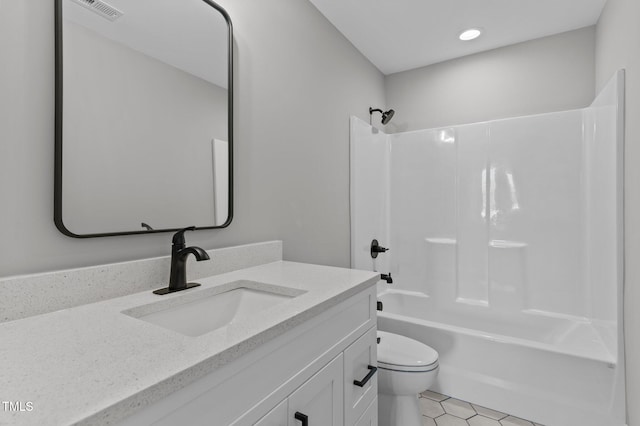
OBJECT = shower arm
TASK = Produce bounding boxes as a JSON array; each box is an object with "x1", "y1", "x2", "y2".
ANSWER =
[{"x1": 369, "y1": 108, "x2": 383, "y2": 125}]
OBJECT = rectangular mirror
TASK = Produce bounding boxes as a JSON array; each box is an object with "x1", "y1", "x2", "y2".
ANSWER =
[{"x1": 54, "y1": 0, "x2": 233, "y2": 237}]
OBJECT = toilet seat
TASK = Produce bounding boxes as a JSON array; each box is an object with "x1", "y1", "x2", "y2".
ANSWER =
[{"x1": 377, "y1": 331, "x2": 439, "y2": 372}]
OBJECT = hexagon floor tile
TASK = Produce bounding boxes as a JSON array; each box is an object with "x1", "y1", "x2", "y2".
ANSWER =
[{"x1": 419, "y1": 391, "x2": 545, "y2": 426}]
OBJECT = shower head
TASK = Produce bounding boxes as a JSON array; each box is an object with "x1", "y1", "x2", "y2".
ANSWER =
[
  {"x1": 369, "y1": 107, "x2": 395, "y2": 125},
  {"x1": 381, "y1": 109, "x2": 395, "y2": 125}
]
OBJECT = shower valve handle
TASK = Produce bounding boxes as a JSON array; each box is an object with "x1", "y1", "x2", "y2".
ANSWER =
[{"x1": 370, "y1": 239, "x2": 389, "y2": 258}]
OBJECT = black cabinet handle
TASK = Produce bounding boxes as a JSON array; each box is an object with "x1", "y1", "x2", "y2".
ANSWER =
[
  {"x1": 294, "y1": 411, "x2": 308, "y2": 426},
  {"x1": 353, "y1": 365, "x2": 378, "y2": 387}
]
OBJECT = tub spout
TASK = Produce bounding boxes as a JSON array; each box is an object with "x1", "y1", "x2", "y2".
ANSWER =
[{"x1": 380, "y1": 273, "x2": 393, "y2": 284}]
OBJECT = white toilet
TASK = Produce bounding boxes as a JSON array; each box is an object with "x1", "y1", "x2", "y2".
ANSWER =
[{"x1": 377, "y1": 331, "x2": 439, "y2": 426}]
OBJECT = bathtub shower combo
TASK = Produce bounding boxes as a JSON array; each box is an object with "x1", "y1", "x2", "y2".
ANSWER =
[{"x1": 351, "y1": 71, "x2": 625, "y2": 426}]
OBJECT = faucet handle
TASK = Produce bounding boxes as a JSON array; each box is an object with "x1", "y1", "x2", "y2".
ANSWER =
[
  {"x1": 172, "y1": 226, "x2": 196, "y2": 245},
  {"x1": 370, "y1": 239, "x2": 389, "y2": 258}
]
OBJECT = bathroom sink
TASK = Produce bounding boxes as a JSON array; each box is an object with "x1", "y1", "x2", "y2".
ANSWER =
[{"x1": 123, "y1": 281, "x2": 304, "y2": 336}]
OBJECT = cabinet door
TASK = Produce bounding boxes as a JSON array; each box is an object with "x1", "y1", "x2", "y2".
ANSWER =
[
  {"x1": 255, "y1": 399, "x2": 287, "y2": 426},
  {"x1": 354, "y1": 397, "x2": 377, "y2": 426},
  {"x1": 288, "y1": 354, "x2": 344, "y2": 426},
  {"x1": 344, "y1": 327, "x2": 377, "y2": 425}
]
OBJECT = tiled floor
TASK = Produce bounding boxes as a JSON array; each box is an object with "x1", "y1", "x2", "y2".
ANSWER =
[{"x1": 419, "y1": 390, "x2": 544, "y2": 426}]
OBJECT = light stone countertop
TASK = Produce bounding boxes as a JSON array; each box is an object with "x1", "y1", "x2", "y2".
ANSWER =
[{"x1": 0, "y1": 261, "x2": 378, "y2": 426}]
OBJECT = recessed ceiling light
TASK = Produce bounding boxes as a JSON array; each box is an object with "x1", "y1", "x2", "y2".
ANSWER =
[{"x1": 459, "y1": 28, "x2": 482, "y2": 41}]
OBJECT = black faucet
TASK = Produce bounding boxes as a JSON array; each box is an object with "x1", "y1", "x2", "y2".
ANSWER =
[
  {"x1": 153, "y1": 227, "x2": 210, "y2": 295},
  {"x1": 380, "y1": 273, "x2": 393, "y2": 284}
]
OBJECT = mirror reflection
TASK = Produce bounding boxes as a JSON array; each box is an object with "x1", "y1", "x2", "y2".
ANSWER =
[{"x1": 56, "y1": 0, "x2": 232, "y2": 236}]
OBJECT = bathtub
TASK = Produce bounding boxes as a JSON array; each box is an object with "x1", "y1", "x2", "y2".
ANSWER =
[{"x1": 377, "y1": 289, "x2": 625, "y2": 426}]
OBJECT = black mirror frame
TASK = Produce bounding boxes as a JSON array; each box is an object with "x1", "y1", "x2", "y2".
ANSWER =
[{"x1": 53, "y1": 0, "x2": 234, "y2": 238}]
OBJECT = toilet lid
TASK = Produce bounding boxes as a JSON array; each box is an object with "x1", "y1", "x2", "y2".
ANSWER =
[{"x1": 377, "y1": 331, "x2": 439, "y2": 372}]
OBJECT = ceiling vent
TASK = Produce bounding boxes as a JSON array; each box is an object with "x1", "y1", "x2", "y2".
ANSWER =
[{"x1": 69, "y1": 0, "x2": 123, "y2": 21}]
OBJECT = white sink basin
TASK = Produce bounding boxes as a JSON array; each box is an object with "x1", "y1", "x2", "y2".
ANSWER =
[{"x1": 124, "y1": 280, "x2": 305, "y2": 337}]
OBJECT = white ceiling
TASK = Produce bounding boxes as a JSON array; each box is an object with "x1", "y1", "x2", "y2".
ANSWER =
[{"x1": 308, "y1": 0, "x2": 608, "y2": 75}]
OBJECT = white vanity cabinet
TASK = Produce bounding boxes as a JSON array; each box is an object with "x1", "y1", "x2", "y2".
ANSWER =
[
  {"x1": 255, "y1": 355, "x2": 344, "y2": 426},
  {"x1": 286, "y1": 354, "x2": 344, "y2": 426},
  {"x1": 255, "y1": 330, "x2": 378, "y2": 426},
  {"x1": 118, "y1": 285, "x2": 378, "y2": 426},
  {"x1": 343, "y1": 326, "x2": 378, "y2": 425},
  {"x1": 254, "y1": 328, "x2": 379, "y2": 426},
  {"x1": 354, "y1": 399, "x2": 378, "y2": 426},
  {"x1": 255, "y1": 399, "x2": 287, "y2": 426}
]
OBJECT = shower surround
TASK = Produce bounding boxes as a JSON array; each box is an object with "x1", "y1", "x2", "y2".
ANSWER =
[{"x1": 351, "y1": 71, "x2": 625, "y2": 426}]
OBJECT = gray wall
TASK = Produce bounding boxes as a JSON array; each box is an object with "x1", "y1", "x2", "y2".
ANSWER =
[
  {"x1": 385, "y1": 27, "x2": 596, "y2": 132},
  {"x1": 0, "y1": 0, "x2": 385, "y2": 277},
  {"x1": 595, "y1": 0, "x2": 640, "y2": 424}
]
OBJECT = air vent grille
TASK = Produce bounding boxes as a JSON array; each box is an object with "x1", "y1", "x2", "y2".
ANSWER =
[{"x1": 70, "y1": 0, "x2": 123, "y2": 21}]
